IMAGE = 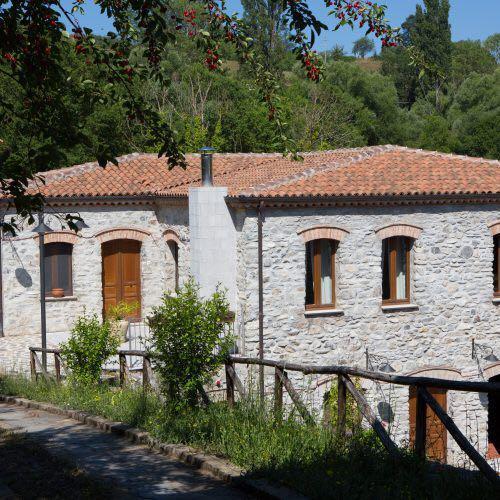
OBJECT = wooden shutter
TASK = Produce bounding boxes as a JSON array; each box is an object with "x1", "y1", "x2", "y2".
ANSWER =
[
  {"x1": 102, "y1": 240, "x2": 120, "y2": 316},
  {"x1": 102, "y1": 239, "x2": 141, "y2": 319},
  {"x1": 120, "y1": 240, "x2": 141, "y2": 319},
  {"x1": 44, "y1": 243, "x2": 73, "y2": 296}
]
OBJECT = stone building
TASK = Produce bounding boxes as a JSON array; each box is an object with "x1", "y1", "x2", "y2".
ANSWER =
[{"x1": 0, "y1": 145, "x2": 499, "y2": 465}]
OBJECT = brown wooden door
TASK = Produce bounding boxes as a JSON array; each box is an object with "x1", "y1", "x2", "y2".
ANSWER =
[
  {"x1": 102, "y1": 239, "x2": 141, "y2": 319},
  {"x1": 409, "y1": 386, "x2": 447, "y2": 463}
]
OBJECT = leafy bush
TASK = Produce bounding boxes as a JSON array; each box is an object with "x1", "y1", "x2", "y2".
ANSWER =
[
  {"x1": 107, "y1": 300, "x2": 140, "y2": 321},
  {"x1": 60, "y1": 313, "x2": 120, "y2": 385},
  {"x1": 323, "y1": 376, "x2": 363, "y2": 433},
  {"x1": 148, "y1": 279, "x2": 233, "y2": 408}
]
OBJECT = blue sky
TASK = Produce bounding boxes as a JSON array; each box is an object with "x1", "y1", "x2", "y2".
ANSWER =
[{"x1": 68, "y1": 0, "x2": 499, "y2": 55}]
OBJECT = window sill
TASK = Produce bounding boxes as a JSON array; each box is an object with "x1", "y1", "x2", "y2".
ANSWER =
[
  {"x1": 381, "y1": 303, "x2": 418, "y2": 312},
  {"x1": 305, "y1": 308, "x2": 344, "y2": 317},
  {"x1": 46, "y1": 296, "x2": 78, "y2": 302}
]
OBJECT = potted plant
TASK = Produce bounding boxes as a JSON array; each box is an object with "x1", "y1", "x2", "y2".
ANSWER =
[
  {"x1": 51, "y1": 287, "x2": 65, "y2": 298},
  {"x1": 107, "y1": 301, "x2": 139, "y2": 342}
]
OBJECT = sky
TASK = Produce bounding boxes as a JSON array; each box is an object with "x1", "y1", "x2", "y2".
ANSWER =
[{"x1": 68, "y1": 0, "x2": 499, "y2": 55}]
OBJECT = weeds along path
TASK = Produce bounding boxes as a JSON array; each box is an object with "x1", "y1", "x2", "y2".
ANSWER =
[{"x1": 0, "y1": 402, "x2": 251, "y2": 499}]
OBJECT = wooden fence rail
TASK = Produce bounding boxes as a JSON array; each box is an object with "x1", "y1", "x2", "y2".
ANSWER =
[
  {"x1": 226, "y1": 355, "x2": 500, "y2": 486},
  {"x1": 29, "y1": 347, "x2": 152, "y2": 390}
]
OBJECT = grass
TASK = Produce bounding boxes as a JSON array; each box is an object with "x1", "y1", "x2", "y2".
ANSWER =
[
  {"x1": 0, "y1": 427, "x2": 118, "y2": 498},
  {"x1": 0, "y1": 375, "x2": 495, "y2": 499}
]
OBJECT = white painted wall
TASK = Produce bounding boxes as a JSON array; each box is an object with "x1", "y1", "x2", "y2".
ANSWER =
[{"x1": 189, "y1": 187, "x2": 238, "y2": 309}]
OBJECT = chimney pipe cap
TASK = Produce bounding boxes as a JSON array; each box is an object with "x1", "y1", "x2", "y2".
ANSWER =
[{"x1": 199, "y1": 146, "x2": 215, "y2": 155}]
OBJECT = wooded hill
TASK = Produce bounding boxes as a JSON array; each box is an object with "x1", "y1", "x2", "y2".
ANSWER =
[{"x1": 1, "y1": 1, "x2": 498, "y2": 172}]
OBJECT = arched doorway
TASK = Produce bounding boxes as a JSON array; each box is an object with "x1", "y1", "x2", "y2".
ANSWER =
[
  {"x1": 102, "y1": 239, "x2": 141, "y2": 319},
  {"x1": 409, "y1": 386, "x2": 447, "y2": 463},
  {"x1": 488, "y1": 374, "x2": 500, "y2": 458}
]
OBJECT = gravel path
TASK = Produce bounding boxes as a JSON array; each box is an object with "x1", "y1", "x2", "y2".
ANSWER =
[{"x1": 0, "y1": 402, "x2": 250, "y2": 499}]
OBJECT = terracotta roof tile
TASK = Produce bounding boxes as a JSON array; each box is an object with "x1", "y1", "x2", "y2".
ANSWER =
[{"x1": 26, "y1": 145, "x2": 499, "y2": 201}]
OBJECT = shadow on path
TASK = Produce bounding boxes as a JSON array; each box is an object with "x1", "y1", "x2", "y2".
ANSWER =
[{"x1": 0, "y1": 403, "x2": 250, "y2": 499}]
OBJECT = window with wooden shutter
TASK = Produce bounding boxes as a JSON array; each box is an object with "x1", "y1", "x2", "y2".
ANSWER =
[
  {"x1": 382, "y1": 236, "x2": 412, "y2": 304},
  {"x1": 494, "y1": 235, "x2": 499, "y2": 297},
  {"x1": 44, "y1": 242, "x2": 73, "y2": 297},
  {"x1": 305, "y1": 239, "x2": 337, "y2": 309}
]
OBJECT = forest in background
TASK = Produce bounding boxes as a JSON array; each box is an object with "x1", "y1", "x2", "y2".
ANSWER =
[{"x1": 1, "y1": 0, "x2": 499, "y2": 172}]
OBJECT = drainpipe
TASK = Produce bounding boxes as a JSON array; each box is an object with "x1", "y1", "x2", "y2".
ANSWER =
[{"x1": 257, "y1": 201, "x2": 264, "y2": 399}]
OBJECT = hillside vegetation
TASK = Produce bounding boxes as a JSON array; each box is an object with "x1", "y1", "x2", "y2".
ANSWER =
[{"x1": 1, "y1": 1, "x2": 498, "y2": 173}]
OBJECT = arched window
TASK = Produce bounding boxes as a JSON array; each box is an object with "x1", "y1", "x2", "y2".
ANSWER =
[
  {"x1": 494, "y1": 235, "x2": 499, "y2": 297},
  {"x1": 382, "y1": 236, "x2": 413, "y2": 304},
  {"x1": 168, "y1": 240, "x2": 179, "y2": 290},
  {"x1": 375, "y1": 223, "x2": 421, "y2": 305},
  {"x1": 164, "y1": 229, "x2": 181, "y2": 291},
  {"x1": 44, "y1": 242, "x2": 73, "y2": 297},
  {"x1": 305, "y1": 239, "x2": 337, "y2": 309}
]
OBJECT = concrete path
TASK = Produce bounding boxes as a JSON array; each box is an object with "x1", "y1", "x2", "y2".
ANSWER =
[{"x1": 0, "y1": 402, "x2": 250, "y2": 499}]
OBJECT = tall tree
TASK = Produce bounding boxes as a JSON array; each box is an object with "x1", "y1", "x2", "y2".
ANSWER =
[
  {"x1": 450, "y1": 40, "x2": 496, "y2": 89},
  {"x1": 380, "y1": 15, "x2": 418, "y2": 108},
  {"x1": 484, "y1": 33, "x2": 500, "y2": 63},
  {"x1": 241, "y1": 0, "x2": 290, "y2": 72},
  {"x1": 410, "y1": 0, "x2": 452, "y2": 110},
  {"x1": 352, "y1": 36, "x2": 374, "y2": 59}
]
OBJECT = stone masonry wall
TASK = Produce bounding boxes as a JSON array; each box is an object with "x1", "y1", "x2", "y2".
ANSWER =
[
  {"x1": 2, "y1": 203, "x2": 189, "y2": 337},
  {"x1": 236, "y1": 203, "x2": 500, "y2": 466}
]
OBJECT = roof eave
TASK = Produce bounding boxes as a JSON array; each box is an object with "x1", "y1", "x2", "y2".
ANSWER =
[
  {"x1": 0, "y1": 193, "x2": 188, "y2": 208},
  {"x1": 226, "y1": 192, "x2": 500, "y2": 208}
]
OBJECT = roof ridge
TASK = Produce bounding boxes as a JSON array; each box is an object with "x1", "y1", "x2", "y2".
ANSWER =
[
  {"x1": 239, "y1": 145, "x2": 394, "y2": 196},
  {"x1": 386, "y1": 145, "x2": 500, "y2": 165}
]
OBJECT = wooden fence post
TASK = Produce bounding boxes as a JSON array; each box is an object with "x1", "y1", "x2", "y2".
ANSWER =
[
  {"x1": 343, "y1": 374, "x2": 400, "y2": 459},
  {"x1": 142, "y1": 356, "x2": 152, "y2": 390},
  {"x1": 275, "y1": 368, "x2": 314, "y2": 425},
  {"x1": 119, "y1": 353, "x2": 127, "y2": 387},
  {"x1": 225, "y1": 362, "x2": 235, "y2": 407},
  {"x1": 414, "y1": 385, "x2": 427, "y2": 459},
  {"x1": 30, "y1": 350, "x2": 36, "y2": 381},
  {"x1": 337, "y1": 375, "x2": 347, "y2": 438},
  {"x1": 418, "y1": 386, "x2": 500, "y2": 486},
  {"x1": 54, "y1": 353, "x2": 61, "y2": 384},
  {"x1": 274, "y1": 367, "x2": 283, "y2": 418}
]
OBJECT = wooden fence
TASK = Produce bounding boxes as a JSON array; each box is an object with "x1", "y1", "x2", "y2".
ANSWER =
[
  {"x1": 29, "y1": 347, "x2": 153, "y2": 390},
  {"x1": 28, "y1": 347, "x2": 499, "y2": 485},
  {"x1": 225, "y1": 355, "x2": 500, "y2": 486}
]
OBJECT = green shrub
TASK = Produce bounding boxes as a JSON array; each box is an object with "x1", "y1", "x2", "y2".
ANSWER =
[
  {"x1": 60, "y1": 313, "x2": 120, "y2": 385},
  {"x1": 148, "y1": 279, "x2": 233, "y2": 408},
  {"x1": 107, "y1": 300, "x2": 140, "y2": 321},
  {"x1": 323, "y1": 376, "x2": 363, "y2": 432}
]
